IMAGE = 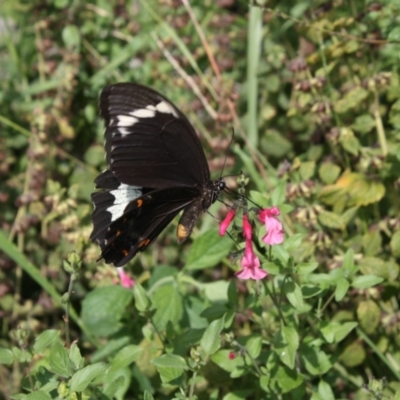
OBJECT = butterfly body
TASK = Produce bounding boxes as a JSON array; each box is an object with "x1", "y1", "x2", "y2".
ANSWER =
[{"x1": 90, "y1": 83, "x2": 224, "y2": 267}]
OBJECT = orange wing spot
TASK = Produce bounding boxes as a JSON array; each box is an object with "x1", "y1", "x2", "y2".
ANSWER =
[
  {"x1": 136, "y1": 199, "x2": 143, "y2": 207},
  {"x1": 177, "y1": 224, "x2": 188, "y2": 241},
  {"x1": 139, "y1": 238, "x2": 150, "y2": 248},
  {"x1": 122, "y1": 249, "x2": 129, "y2": 256},
  {"x1": 116, "y1": 230, "x2": 121, "y2": 236}
]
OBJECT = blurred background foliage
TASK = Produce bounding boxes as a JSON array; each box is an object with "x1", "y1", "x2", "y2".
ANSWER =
[{"x1": 1, "y1": 0, "x2": 400, "y2": 399}]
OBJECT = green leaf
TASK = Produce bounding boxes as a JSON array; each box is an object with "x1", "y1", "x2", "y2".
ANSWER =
[
  {"x1": 300, "y1": 344, "x2": 332, "y2": 376},
  {"x1": 144, "y1": 390, "x2": 155, "y2": 400},
  {"x1": 283, "y1": 279, "x2": 305, "y2": 311},
  {"x1": 23, "y1": 391, "x2": 52, "y2": 400},
  {"x1": 69, "y1": 362, "x2": 108, "y2": 392},
  {"x1": 357, "y1": 300, "x2": 380, "y2": 334},
  {"x1": 342, "y1": 248, "x2": 357, "y2": 277},
  {"x1": 318, "y1": 380, "x2": 335, "y2": 400},
  {"x1": 33, "y1": 330, "x2": 60, "y2": 353},
  {"x1": 296, "y1": 262, "x2": 318, "y2": 275},
  {"x1": 339, "y1": 128, "x2": 360, "y2": 155},
  {"x1": 271, "y1": 181, "x2": 287, "y2": 205},
  {"x1": 351, "y1": 275, "x2": 384, "y2": 289},
  {"x1": 318, "y1": 210, "x2": 345, "y2": 230},
  {"x1": 151, "y1": 284, "x2": 183, "y2": 330},
  {"x1": 320, "y1": 321, "x2": 357, "y2": 343},
  {"x1": 273, "y1": 326, "x2": 299, "y2": 369},
  {"x1": 339, "y1": 341, "x2": 366, "y2": 367},
  {"x1": 390, "y1": 230, "x2": 400, "y2": 258},
  {"x1": 111, "y1": 345, "x2": 143, "y2": 370},
  {"x1": 274, "y1": 365, "x2": 304, "y2": 393},
  {"x1": 152, "y1": 354, "x2": 187, "y2": 383},
  {"x1": 69, "y1": 342, "x2": 84, "y2": 370},
  {"x1": 186, "y1": 229, "x2": 232, "y2": 270},
  {"x1": 62, "y1": 25, "x2": 81, "y2": 49},
  {"x1": 299, "y1": 160, "x2": 315, "y2": 180},
  {"x1": 49, "y1": 341, "x2": 72, "y2": 378},
  {"x1": 334, "y1": 277, "x2": 350, "y2": 301},
  {"x1": 352, "y1": 114, "x2": 375, "y2": 134},
  {"x1": 388, "y1": 27, "x2": 400, "y2": 41},
  {"x1": 200, "y1": 315, "x2": 225, "y2": 357},
  {"x1": 81, "y1": 286, "x2": 133, "y2": 337},
  {"x1": 319, "y1": 162, "x2": 341, "y2": 184},
  {"x1": 0, "y1": 348, "x2": 13, "y2": 364},
  {"x1": 210, "y1": 350, "x2": 245, "y2": 376},
  {"x1": 133, "y1": 282, "x2": 152, "y2": 313}
]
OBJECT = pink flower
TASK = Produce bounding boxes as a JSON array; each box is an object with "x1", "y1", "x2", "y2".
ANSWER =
[
  {"x1": 258, "y1": 207, "x2": 284, "y2": 245},
  {"x1": 228, "y1": 352, "x2": 236, "y2": 360},
  {"x1": 235, "y1": 239, "x2": 267, "y2": 280},
  {"x1": 117, "y1": 267, "x2": 135, "y2": 288},
  {"x1": 242, "y1": 214, "x2": 252, "y2": 240},
  {"x1": 219, "y1": 208, "x2": 236, "y2": 236}
]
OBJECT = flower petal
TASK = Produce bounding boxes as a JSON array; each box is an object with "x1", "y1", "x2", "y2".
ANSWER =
[{"x1": 219, "y1": 209, "x2": 236, "y2": 236}]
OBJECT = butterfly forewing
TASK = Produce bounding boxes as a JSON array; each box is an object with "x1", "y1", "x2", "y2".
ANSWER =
[
  {"x1": 91, "y1": 83, "x2": 223, "y2": 266},
  {"x1": 100, "y1": 83, "x2": 210, "y2": 189}
]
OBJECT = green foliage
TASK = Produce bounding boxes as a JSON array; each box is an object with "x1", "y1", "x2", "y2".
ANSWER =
[{"x1": 3, "y1": 0, "x2": 400, "y2": 399}]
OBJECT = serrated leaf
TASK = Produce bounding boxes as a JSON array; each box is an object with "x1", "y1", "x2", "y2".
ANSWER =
[
  {"x1": 81, "y1": 286, "x2": 133, "y2": 337},
  {"x1": 274, "y1": 365, "x2": 303, "y2": 393},
  {"x1": 33, "y1": 330, "x2": 60, "y2": 353},
  {"x1": 339, "y1": 128, "x2": 360, "y2": 155},
  {"x1": 69, "y1": 342, "x2": 84, "y2": 370},
  {"x1": 49, "y1": 341, "x2": 72, "y2": 378},
  {"x1": 186, "y1": 229, "x2": 232, "y2": 270},
  {"x1": 334, "y1": 87, "x2": 368, "y2": 114},
  {"x1": 318, "y1": 210, "x2": 345, "y2": 230},
  {"x1": 300, "y1": 344, "x2": 332, "y2": 375},
  {"x1": 273, "y1": 326, "x2": 299, "y2": 369},
  {"x1": 200, "y1": 316, "x2": 225, "y2": 357},
  {"x1": 363, "y1": 229, "x2": 382, "y2": 256},
  {"x1": 320, "y1": 171, "x2": 385, "y2": 212},
  {"x1": 352, "y1": 114, "x2": 375, "y2": 134},
  {"x1": 151, "y1": 284, "x2": 183, "y2": 330},
  {"x1": 351, "y1": 275, "x2": 384, "y2": 289},
  {"x1": 283, "y1": 279, "x2": 305, "y2": 311},
  {"x1": 69, "y1": 362, "x2": 108, "y2": 392}
]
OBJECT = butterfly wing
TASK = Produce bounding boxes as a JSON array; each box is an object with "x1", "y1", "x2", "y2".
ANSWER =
[
  {"x1": 99, "y1": 83, "x2": 210, "y2": 189},
  {"x1": 91, "y1": 84, "x2": 216, "y2": 266}
]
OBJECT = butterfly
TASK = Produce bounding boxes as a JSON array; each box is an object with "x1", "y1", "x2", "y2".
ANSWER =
[{"x1": 90, "y1": 83, "x2": 225, "y2": 267}]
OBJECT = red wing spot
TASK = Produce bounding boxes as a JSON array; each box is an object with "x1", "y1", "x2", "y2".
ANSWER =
[
  {"x1": 122, "y1": 249, "x2": 129, "y2": 256},
  {"x1": 138, "y1": 238, "x2": 150, "y2": 248},
  {"x1": 136, "y1": 199, "x2": 143, "y2": 207}
]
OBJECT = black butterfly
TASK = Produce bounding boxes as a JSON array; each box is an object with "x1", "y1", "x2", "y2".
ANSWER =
[{"x1": 90, "y1": 83, "x2": 225, "y2": 267}]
